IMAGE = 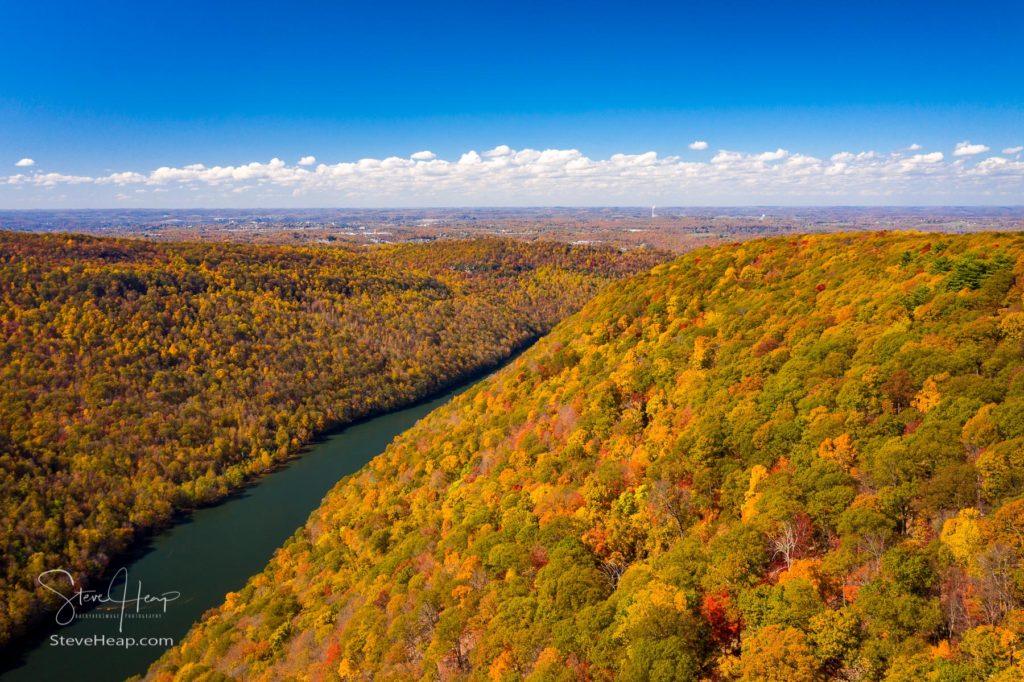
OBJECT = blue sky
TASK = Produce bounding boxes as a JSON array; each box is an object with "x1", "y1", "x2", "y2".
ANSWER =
[{"x1": 2, "y1": 0, "x2": 1022, "y2": 206}]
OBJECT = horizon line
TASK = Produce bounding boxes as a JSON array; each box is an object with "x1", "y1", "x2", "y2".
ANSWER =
[{"x1": 3, "y1": 205, "x2": 1024, "y2": 212}]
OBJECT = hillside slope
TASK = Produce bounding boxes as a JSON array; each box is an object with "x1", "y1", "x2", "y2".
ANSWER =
[
  {"x1": 148, "y1": 233, "x2": 1024, "y2": 681},
  {"x1": 0, "y1": 232, "x2": 662, "y2": 644}
]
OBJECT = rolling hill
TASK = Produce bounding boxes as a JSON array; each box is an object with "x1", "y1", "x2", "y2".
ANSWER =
[{"x1": 146, "y1": 232, "x2": 1024, "y2": 681}]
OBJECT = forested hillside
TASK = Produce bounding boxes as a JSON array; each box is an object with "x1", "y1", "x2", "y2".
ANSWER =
[
  {"x1": 149, "y1": 233, "x2": 1024, "y2": 681},
  {"x1": 0, "y1": 232, "x2": 662, "y2": 644}
]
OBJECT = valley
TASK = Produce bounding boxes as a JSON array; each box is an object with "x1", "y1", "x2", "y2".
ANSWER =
[{"x1": 0, "y1": 232, "x2": 661, "y2": 652}]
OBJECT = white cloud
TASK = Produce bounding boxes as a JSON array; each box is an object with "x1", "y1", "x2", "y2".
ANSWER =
[
  {"x1": 831, "y1": 151, "x2": 876, "y2": 163},
  {"x1": 756, "y1": 148, "x2": 788, "y2": 161},
  {"x1": 688, "y1": 140, "x2": 709, "y2": 151},
  {"x1": 1003, "y1": 146, "x2": 1024, "y2": 155},
  {"x1": 7, "y1": 171, "x2": 93, "y2": 187},
  {"x1": 483, "y1": 145, "x2": 512, "y2": 158},
  {"x1": 3, "y1": 143, "x2": 1024, "y2": 206},
  {"x1": 954, "y1": 141, "x2": 990, "y2": 157},
  {"x1": 906, "y1": 144, "x2": 922, "y2": 151},
  {"x1": 298, "y1": 155, "x2": 316, "y2": 166},
  {"x1": 97, "y1": 172, "x2": 147, "y2": 185},
  {"x1": 896, "y1": 152, "x2": 944, "y2": 173},
  {"x1": 15, "y1": 158, "x2": 35, "y2": 167}
]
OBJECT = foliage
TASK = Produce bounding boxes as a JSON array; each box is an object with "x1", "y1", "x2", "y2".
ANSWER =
[
  {"x1": 0, "y1": 231, "x2": 661, "y2": 643},
  {"x1": 136, "y1": 232, "x2": 1024, "y2": 680}
]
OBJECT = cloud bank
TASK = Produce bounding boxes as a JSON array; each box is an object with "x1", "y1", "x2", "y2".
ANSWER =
[{"x1": 4, "y1": 143, "x2": 1024, "y2": 207}]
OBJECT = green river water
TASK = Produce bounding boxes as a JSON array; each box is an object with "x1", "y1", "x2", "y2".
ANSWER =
[{"x1": 0, "y1": 380, "x2": 472, "y2": 681}]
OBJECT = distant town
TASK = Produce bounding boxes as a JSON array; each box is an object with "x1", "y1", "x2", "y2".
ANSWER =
[{"x1": 2, "y1": 206, "x2": 1022, "y2": 252}]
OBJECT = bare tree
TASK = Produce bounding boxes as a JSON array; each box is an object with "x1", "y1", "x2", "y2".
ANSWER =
[
  {"x1": 975, "y1": 544, "x2": 1019, "y2": 626},
  {"x1": 768, "y1": 521, "x2": 799, "y2": 571},
  {"x1": 940, "y1": 564, "x2": 972, "y2": 638},
  {"x1": 598, "y1": 556, "x2": 629, "y2": 589},
  {"x1": 858, "y1": 531, "x2": 890, "y2": 577},
  {"x1": 650, "y1": 479, "x2": 693, "y2": 539},
  {"x1": 768, "y1": 516, "x2": 813, "y2": 571}
]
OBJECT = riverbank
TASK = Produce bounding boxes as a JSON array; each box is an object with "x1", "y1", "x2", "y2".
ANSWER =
[{"x1": 0, "y1": 352, "x2": 516, "y2": 681}]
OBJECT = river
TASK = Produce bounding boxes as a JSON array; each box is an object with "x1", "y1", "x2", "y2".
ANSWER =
[{"x1": 0, "y1": 380, "x2": 475, "y2": 681}]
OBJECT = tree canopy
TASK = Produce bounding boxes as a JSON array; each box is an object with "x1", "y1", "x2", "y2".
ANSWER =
[
  {"x1": 146, "y1": 232, "x2": 1024, "y2": 681},
  {"x1": 0, "y1": 231, "x2": 661, "y2": 644}
]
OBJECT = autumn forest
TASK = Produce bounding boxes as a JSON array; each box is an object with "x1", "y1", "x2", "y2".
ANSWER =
[
  {"x1": 5, "y1": 229, "x2": 1024, "y2": 681},
  {"x1": 142, "y1": 232, "x2": 1024, "y2": 681},
  {"x1": 0, "y1": 231, "x2": 662, "y2": 646}
]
